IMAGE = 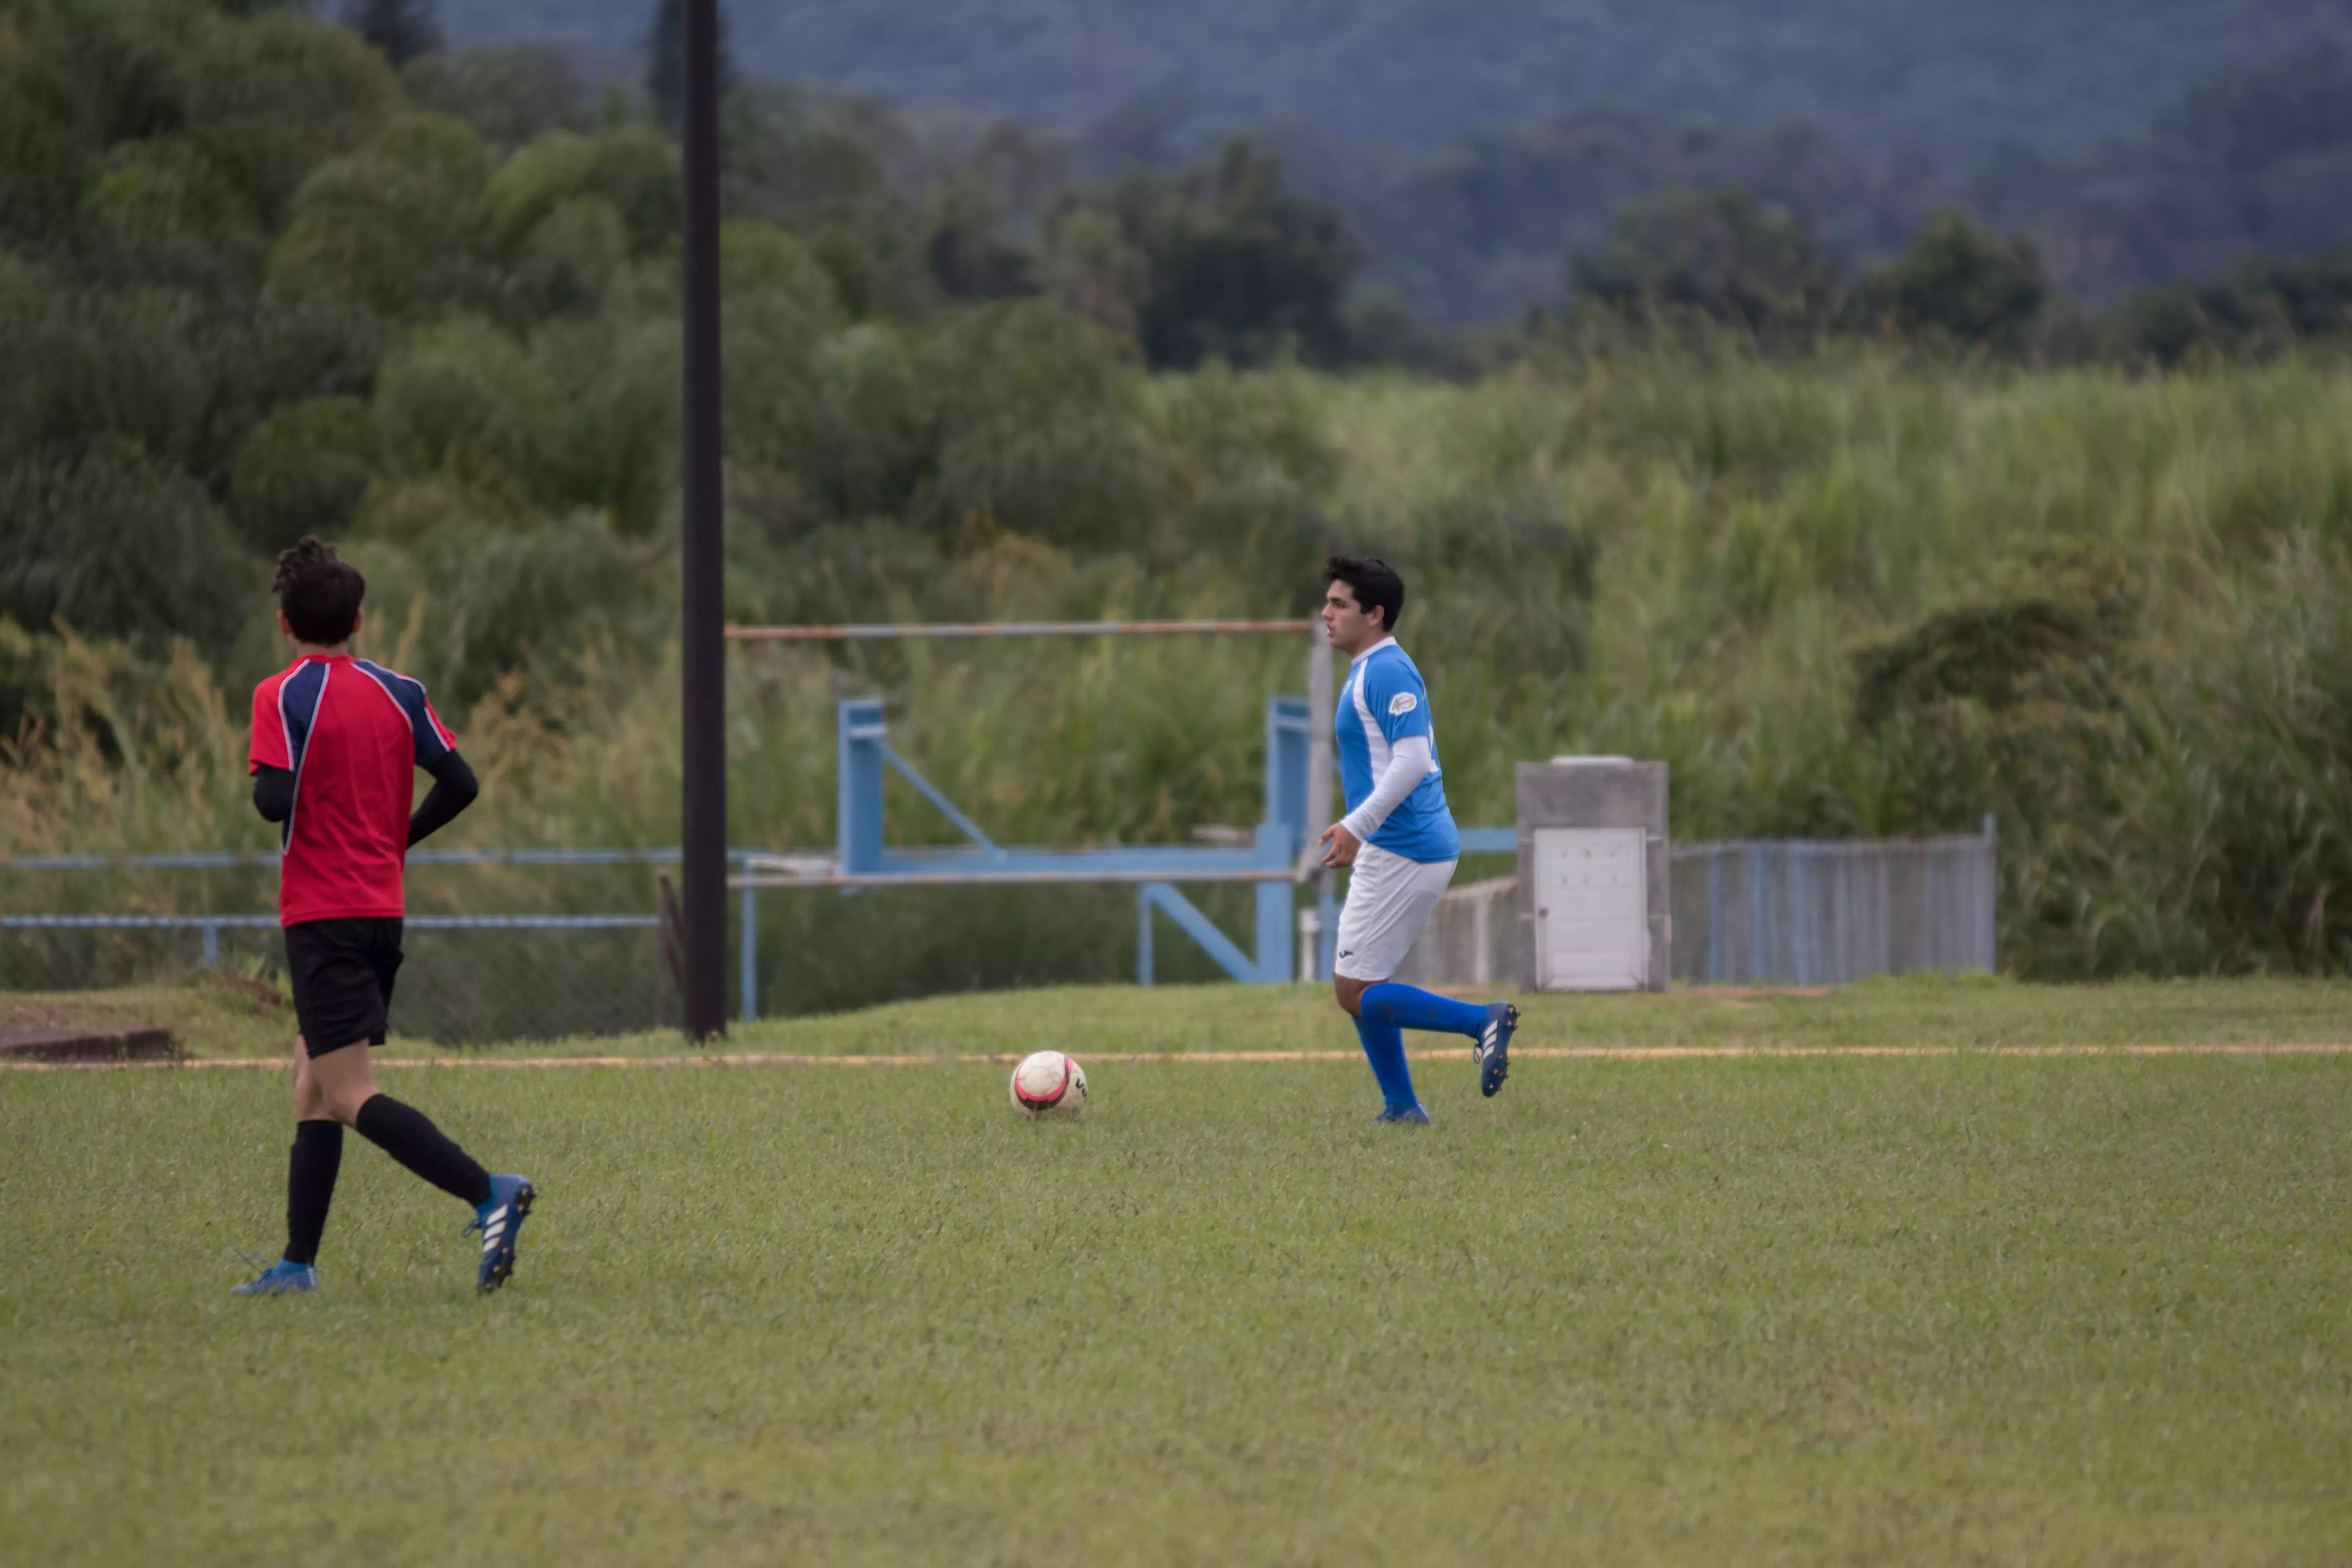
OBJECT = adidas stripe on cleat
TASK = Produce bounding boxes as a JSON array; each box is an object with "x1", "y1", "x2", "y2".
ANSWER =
[
  {"x1": 465, "y1": 1174, "x2": 535, "y2": 1294},
  {"x1": 1477, "y1": 1002, "x2": 1519, "y2": 1098}
]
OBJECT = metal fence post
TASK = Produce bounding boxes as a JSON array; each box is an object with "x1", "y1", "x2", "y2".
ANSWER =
[
  {"x1": 201, "y1": 922, "x2": 219, "y2": 968},
  {"x1": 738, "y1": 878, "x2": 758, "y2": 1022},
  {"x1": 1750, "y1": 844, "x2": 1769, "y2": 982},
  {"x1": 1706, "y1": 848, "x2": 1723, "y2": 984},
  {"x1": 1136, "y1": 886, "x2": 1155, "y2": 985},
  {"x1": 1305, "y1": 621, "x2": 1335, "y2": 984},
  {"x1": 1317, "y1": 874, "x2": 1338, "y2": 982},
  {"x1": 1982, "y1": 812, "x2": 2000, "y2": 973}
]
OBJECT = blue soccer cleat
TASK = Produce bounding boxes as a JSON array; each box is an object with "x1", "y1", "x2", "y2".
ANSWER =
[
  {"x1": 1371, "y1": 1103, "x2": 1434, "y2": 1125},
  {"x1": 230, "y1": 1258, "x2": 317, "y2": 1296},
  {"x1": 465, "y1": 1174, "x2": 535, "y2": 1294},
  {"x1": 1477, "y1": 1002, "x2": 1519, "y2": 1098}
]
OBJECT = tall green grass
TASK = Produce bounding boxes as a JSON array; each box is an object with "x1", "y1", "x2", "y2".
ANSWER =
[{"x1": 10, "y1": 353, "x2": 2352, "y2": 1001}]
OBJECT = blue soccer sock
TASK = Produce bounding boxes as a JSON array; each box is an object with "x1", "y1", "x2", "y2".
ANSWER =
[
  {"x1": 1352, "y1": 1016, "x2": 1419, "y2": 1110},
  {"x1": 1360, "y1": 982, "x2": 1489, "y2": 1040}
]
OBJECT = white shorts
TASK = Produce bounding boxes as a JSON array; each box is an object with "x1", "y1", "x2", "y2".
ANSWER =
[{"x1": 1334, "y1": 843, "x2": 1459, "y2": 982}]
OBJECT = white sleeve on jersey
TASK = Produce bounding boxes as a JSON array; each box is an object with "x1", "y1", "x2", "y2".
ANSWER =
[{"x1": 1341, "y1": 733, "x2": 1434, "y2": 842}]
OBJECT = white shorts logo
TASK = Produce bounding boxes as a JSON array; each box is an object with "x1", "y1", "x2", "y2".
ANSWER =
[{"x1": 1387, "y1": 692, "x2": 1418, "y2": 718}]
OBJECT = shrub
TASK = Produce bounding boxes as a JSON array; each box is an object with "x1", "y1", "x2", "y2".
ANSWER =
[
  {"x1": 229, "y1": 396, "x2": 379, "y2": 553},
  {"x1": 0, "y1": 437, "x2": 253, "y2": 659}
]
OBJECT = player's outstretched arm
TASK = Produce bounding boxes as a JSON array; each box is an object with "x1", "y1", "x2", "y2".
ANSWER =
[{"x1": 407, "y1": 751, "x2": 479, "y2": 847}]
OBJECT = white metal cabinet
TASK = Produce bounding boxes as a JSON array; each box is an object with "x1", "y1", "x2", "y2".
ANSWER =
[{"x1": 1532, "y1": 828, "x2": 1649, "y2": 990}]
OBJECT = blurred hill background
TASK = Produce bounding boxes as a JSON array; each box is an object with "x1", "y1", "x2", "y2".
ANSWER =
[
  {"x1": 440, "y1": 0, "x2": 2352, "y2": 319},
  {"x1": 445, "y1": 0, "x2": 2342, "y2": 161}
]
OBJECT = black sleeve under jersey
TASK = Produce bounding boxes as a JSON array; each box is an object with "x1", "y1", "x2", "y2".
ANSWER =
[
  {"x1": 252, "y1": 765, "x2": 295, "y2": 824},
  {"x1": 408, "y1": 750, "x2": 479, "y2": 847}
]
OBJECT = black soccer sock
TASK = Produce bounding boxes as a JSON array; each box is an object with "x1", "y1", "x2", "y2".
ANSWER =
[
  {"x1": 283, "y1": 1120, "x2": 343, "y2": 1267},
  {"x1": 353, "y1": 1094, "x2": 494, "y2": 1207}
]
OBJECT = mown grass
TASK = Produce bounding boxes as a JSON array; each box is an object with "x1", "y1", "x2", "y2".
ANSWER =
[
  {"x1": 18, "y1": 970, "x2": 2352, "y2": 1061},
  {"x1": 2, "y1": 984, "x2": 2348, "y2": 1564}
]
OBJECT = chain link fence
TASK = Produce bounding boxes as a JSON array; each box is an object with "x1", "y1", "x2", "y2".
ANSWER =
[
  {"x1": 0, "y1": 916, "x2": 675, "y2": 1045},
  {"x1": 1671, "y1": 829, "x2": 1998, "y2": 986},
  {"x1": 1392, "y1": 825, "x2": 2000, "y2": 987},
  {"x1": 0, "y1": 849, "x2": 1253, "y2": 1042},
  {"x1": 5, "y1": 825, "x2": 2000, "y2": 1035}
]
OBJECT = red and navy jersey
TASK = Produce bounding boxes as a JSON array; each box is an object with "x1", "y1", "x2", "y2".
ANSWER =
[{"x1": 249, "y1": 656, "x2": 457, "y2": 926}]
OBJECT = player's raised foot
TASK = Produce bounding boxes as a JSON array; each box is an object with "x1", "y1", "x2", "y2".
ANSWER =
[
  {"x1": 1477, "y1": 1002, "x2": 1519, "y2": 1098},
  {"x1": 230, "y1": 1258, "x2": 317, "y2": 1297},
  {"x1": 466, "y1": 1174, "x2": 535, "y2": 1294},
  {"x1": 1370, "y1": 1103, "x2": 1434, "y2": 1125}
]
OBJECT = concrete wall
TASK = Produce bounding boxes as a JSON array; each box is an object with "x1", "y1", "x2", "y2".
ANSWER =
[{"x1": 1388, "y1": 875, "x2": 1516, "y2": 987}]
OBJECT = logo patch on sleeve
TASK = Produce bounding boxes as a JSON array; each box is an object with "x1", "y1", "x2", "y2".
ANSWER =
[{"x1": 1387, "y1": 692, "x2": 1419, "y2": 718}]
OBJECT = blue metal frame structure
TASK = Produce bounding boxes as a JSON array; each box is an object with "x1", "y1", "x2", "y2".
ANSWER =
[
  {"x1": 6, "y1": 690, "x2": 1522, "y2": 1018},
  {"x1": 769, "y1": 696, "x2": 1315, "y2": 987}
]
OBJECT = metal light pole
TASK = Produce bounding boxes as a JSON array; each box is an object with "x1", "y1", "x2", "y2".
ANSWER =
[{"x1": 679, "y1": 0, "x2": 727, "y2": 1039}]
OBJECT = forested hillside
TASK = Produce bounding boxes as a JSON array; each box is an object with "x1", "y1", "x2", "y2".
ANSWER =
[
  {"x1": 421, "y1": 0, "x2": 2352, "y2": 321},
  {"x1": 445, "y1": 0, "x2": 2349, "y2": 163}
]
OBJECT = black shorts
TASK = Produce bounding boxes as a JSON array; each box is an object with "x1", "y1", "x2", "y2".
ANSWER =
[{"x1": 285, "y1": 918, "x2": 404, "y2": 1056}]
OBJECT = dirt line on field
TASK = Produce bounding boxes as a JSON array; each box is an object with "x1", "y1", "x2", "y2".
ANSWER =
[{"x1": 7, "y1": 1043, "x2": 2352, "y2": 1073}]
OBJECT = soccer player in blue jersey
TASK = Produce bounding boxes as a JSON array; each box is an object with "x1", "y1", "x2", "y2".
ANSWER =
[{"x1": 1316, "y1": 555, "x2": 1519, "y2": 1123}]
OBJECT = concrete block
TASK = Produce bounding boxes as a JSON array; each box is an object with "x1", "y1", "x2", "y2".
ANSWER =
[{"x1": 1515, "y1": 759, "x2": 1670, "y2": 993}]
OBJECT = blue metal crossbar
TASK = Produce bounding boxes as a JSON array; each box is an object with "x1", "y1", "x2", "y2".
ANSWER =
[
  {"x1": 828, "y1": 697, "x2": 1315, "y2": 985},
  {"x1": 877, "y1": 748, "x2": 1005, "y2": 858},
  {"x1": 1134, "y1": 883, "x2": 1263, "y2": 984}
]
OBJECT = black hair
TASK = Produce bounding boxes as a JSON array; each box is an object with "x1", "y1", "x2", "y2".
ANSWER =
[
  {"x1": 272, "y1": 536, "x2": 366, "y2": 646},
  {"x1": 1323, "y1": 554, "x2": 1404, "y2": 633}
]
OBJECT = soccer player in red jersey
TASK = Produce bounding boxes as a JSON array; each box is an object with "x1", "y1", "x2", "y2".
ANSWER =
[{"x1": 232, "y1": 539, "x2": 536, "y2": 1296}]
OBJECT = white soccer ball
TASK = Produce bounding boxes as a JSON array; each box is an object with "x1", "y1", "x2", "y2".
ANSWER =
[{"x1": 1010, "y1": 1049, "x2": 1087, "y2": 1117}]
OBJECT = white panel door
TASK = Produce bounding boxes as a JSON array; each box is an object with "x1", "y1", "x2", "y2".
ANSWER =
[{"x1": 1534, "y1": 828, "x2": 1648, "y2": 990}]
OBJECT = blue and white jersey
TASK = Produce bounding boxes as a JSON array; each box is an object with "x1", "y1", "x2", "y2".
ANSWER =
[{"x1": 1336, "y1": 637, "x2": 1459, "y2": 863}]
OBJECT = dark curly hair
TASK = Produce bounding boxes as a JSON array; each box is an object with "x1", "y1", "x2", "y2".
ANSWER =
[
  {"x1": 1323, "y1": 554, "x2": 1405, "y2": 633},
  {"x1": 272, "y1": 537, "x2": 366, "y2": 646}
]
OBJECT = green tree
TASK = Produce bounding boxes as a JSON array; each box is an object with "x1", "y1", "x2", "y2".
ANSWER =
[
  {"x1": 370, "y1": 316, "x2": 568, "y2": 504},
  {"x1": 2106, "y1": 247, "x2": 2352, "y2": 365},
  {"x1": 1570, "y1": 187, "x2": 1842, "y2": 343},
  {"x1": 0, "y1": 437, "x2": 252, "y2": 658},
  {"x1": 1041, "y1": 206, "x2": 1147, "y2": 338},
  {"x1": 402, "y1": 45, "x2": 588, "y2": 151},
  {"x1": 924, "y1": 174, "x2": 1035, "y2": 302},
  {"x1": 1096, "y1": 139, "x2": 1361, "y2": 370},
  {"x1": 0, "y1": 279, "x2": 256, "y2": 481},
  {"x1": 229, "y1": 396, "x2": 379, "y2": 553},
  {"x1": 179, "y1": 8, "x2": 400, "y2": 229},
  {"x1": 900, "y1": 303, "x2": 1162, "y2": 552},
  {"x1": 506, "y1": 197, "x2": 631, "y2": 321},
  {"x1": 1853, "y1": 210, "x2": 2045, "y2": 347},
  {"x1": 481, "y1": 125, "x2": 680, "y2": 260},
  {"x1": 264, "y1": 113, "x2": 494, "y2": 323},
  {"x1": 83, "y1": 135, "x2": 272, "y2": 295}
]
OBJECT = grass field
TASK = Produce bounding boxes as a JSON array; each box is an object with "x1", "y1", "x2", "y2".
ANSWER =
[
  {"x1": 4, "y1": 979, "x2": 2350, "y2": 1564},
  {"x1": 21, "y1": 969, "x2": 2352, "y2": 1060}
]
